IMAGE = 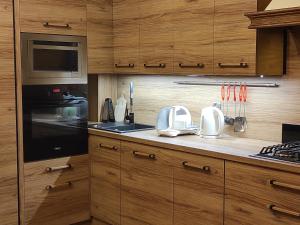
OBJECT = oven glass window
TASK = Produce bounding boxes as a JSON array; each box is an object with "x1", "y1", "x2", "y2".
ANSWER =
[{"x1": 33, "y1": 49, "x2": 78, "y2": 72}]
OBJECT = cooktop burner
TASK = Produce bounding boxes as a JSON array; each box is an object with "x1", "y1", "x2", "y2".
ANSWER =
[{"x1": 255, "y1": 142, "x2": 300, "y2": 163}]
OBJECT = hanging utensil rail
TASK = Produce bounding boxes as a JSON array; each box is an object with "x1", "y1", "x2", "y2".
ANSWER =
[{"x1": 174, "y1": 81, "x2": 279, "y2": 88}]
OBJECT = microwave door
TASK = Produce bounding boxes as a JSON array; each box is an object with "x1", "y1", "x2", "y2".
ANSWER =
[{"x1": 29, "y1": 42, "x2": 82, "y2": 78}]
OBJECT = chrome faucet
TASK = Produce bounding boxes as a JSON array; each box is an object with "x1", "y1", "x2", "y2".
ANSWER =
[{"x1": 125, "y1": 81, "x2": 134, "y2": 123}]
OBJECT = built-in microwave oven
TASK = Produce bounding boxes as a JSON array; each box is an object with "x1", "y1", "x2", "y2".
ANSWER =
[{"x1": 21, "y1": 33, "x2": 87, "y2": 85}]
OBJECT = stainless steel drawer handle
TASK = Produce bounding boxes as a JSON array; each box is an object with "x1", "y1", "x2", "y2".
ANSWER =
[
  {"x1": 268, "y1": 204, "x2": 300, "y2": 217},
  {"x1": 45, "y1": 164, "x2": 72, "y2": 173},
  {"x1": 43, "y1": 22, "x2": 71, "y2": 29},
  {"x1": 45, "y1": 182, "x2": 73, "y2": 191},
  {"x1": 179, "y1": 63, "x2": 204, "y2": 68},
  {"x1": 218, "y1": 62, "x2": 248, "y2": 68},
  {"x1": 99, "y1": 143, "x2": 119, "y2": 151},
  {"x1": 115, "y1": 63, "x2": 135, "y2": 68},
  {"x1": 144, "y1": 63, "x2": 166, "y2": 68},
  {"x1": 182, "y1": 161, "x2": 210, "y2": 172},
  {"x1": 133, "y1": 151, "x2": 156, "y2": 160},
  {"x1": 269, "y1": 180, "x2": 300, "y2": 192}
]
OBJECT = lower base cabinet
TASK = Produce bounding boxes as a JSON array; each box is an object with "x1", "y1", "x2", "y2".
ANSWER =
[
  {"x1": 225, "y1": 162, "x2": 300, "y2": 225},
  {"x1": 90, "y1": 136, "x2": 121, "y2": 225},
  {"x1": 121, "y1": 141, "x2": 173, "y2": 225},
  {"x1": 23, "y1": 155, "x2": 90, "y2": 225},
  {"x1": 172, "y1": 151, "x2": 224, "y2": 225},
  {"x1": 89, "y1": 135, "x2": 225, "y2": 225}
]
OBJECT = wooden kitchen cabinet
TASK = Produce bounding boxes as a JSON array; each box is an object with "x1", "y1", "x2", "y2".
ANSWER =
[
  {"x1": 139, "y1": 0, "x2": 174, "y2": 74},
  {"x1": 113, "y1": 0, "x2": 140, "y2": 73},
  {"x1": 225, "y1": 161, "x2": 300, "y2": 225},
  {"x1": 214, "y1": 0, "x2": 257, "y2": 75},
  {"x1": 19, "y1": 0, "x2": 87, "y2": 36},
  {"x1": 87, "y1": 0, "x2": 113, "y2": 74},
  {"x1": 89, "y1": 135, "x2": 121, "y2": 225},
  {"x1": 23, "y1": 155, "x2": 90, "y2": 225},
  {"x1": 173, "y1": 0, "x2": 214, "y2": 75},
  {"x1": 0, "y1": 0, "x2": 18, "y2": 224},
  {"x1": 172, "y1": 151, "x2": 224, "y2": 225},
  {"x1": 121, "y1": 141, "x2": 173, "y2": 225}
]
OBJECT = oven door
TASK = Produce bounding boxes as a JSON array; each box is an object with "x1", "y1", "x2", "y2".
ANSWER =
[{"x1": 23, "y1": 85, "x2": 88, "y2": 162}]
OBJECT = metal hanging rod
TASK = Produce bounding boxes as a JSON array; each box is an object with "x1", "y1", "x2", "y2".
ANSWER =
[{"x1": 174, "y1": 81, "x2": 280, "y2": 88}]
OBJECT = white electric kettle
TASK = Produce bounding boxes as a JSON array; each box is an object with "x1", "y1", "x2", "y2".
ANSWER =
[{"x1": 199, "y1": 106, "x2": 225, "y2": 138}]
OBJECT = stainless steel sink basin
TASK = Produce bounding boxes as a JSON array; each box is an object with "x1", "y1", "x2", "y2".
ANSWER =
[{"x1": 89, "y1": 122, "x2": 155, "y2": 133}]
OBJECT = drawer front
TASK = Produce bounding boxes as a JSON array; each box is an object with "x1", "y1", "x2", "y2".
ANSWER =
[
  {"x1": 24, "y1": 178, "x2": 89, "y2": 225},
  {"x1": 90, "y1": 136, "x2": 121, "y2": 225},
  {"x1": 24, "y1": 155, "x2": 89, "y2": 225},
  {"x1": 121, "y1": 141, "x2": 173, "y2": 225},
  {"x1": 171, "y1": 151, "x2": 224, "y2": 225},
  {"x1": 24, "y1": 154, "x2": 89, "y2": 183},
  {"x1": 89, "y1": 135, "x2": 121, "y2": 159},
  {"x1": 225, "y1": 162, "x2": 300, "y2": 225},
  {"x1": 20, "y1": 0, "x2": 87, "y2": 36}
]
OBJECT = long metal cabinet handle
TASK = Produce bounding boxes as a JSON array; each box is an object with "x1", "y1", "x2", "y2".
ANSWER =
[
  {"x1": 98, "y1": 143, "x2": 119, "y2": 151},
  {"x1": 182, "y1": 161, "x2": 210, "y2": 172},
  {"x1": 45, "y1": 164, "x2": 72, "y2": 173},
  {"x1": 115, "y1": 63, "x2": 135, "y2": 68},
  {"x1": 45, "y1": 182, "x2": 73, "y2": 191},
  {"x1": 43, "y1": 22, "x2": 71, "y2": 29},
  {"x1": 133, "y1": 151, "x2": 156, "y2": 160},
  {"x1": 268, "y1": 205, "x2": 300, "y2": 217},
  {"x1": 270, "y1": 180, "x2": 300, "y2": 192},
  {"x1": 144, "y1": 63, "x2": 166, "y2": 68},
  {"x1": 218, "y1": 62, "x2": 248, "y2": 68},
  {"x1": 179, "y1": 63, "x2": 204, "y2": 68}
]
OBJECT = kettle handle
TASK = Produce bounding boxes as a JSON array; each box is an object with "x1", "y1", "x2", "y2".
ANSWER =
[{"x1": 213, "y1": 107, "x2": 225, "y2": 135}]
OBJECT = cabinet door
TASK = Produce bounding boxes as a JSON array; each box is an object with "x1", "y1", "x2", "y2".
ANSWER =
[
  {"x1": 173, "y1": 0, "x2": 214, "y2": 75},
  {"x1": 172, "y1": 152, "x2": 224, "y2": 225},
  {"x1": 90, "y1": 136, "x2": 121, "y2": 225},
  {"x1": 214, "y1": 0, "x2": 257, "y2": 75},
  {"x1": 139, "y1": 0, "x2": 174, "y2": 74},
  {"x1": 0, "y1": 0, "x2": 18, "y2": 224},
  {"x1": 20, "y1": 0, "x2": 87, "y2": 36},
  {"x1": 87, "y1": 0, "x2": 113, "y2": 74},
  {"x1": 225, "y1": 162, "x2": 300, "y2": 225},
  {"x1": 121, "y1": 142, "x2": 173, "y2": 225},
  {"x1": 113, "y1": 0, "x2": 140, "y2": 73},
  {"x1": 24, "y1": 155, "x2": 90, "y2": 225}
]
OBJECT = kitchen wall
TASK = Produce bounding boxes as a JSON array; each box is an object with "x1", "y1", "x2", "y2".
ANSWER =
[{"x1": 116, "y1": 30, "x2": 300, "y2": 142}]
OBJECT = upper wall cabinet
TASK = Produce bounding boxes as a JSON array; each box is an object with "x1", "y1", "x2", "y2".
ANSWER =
[
  {"x1": 19, "y1": 0, "x2": 87, "y2": 36},
  {"x1": 87, "y1": 0, "x2": 113, "y2": 74},
  {"x1": 113, "y1": 0, "x2": 140, "y2": 74},
  {"x1": 139, "y1": 0, "x2": 174, "y2": 74},
  {"x1": 214, "y1": 0, "x2": 257, "y2": 75},
  {"x1": 173, "y1": 0, "x2": 214, "y2": 75}
]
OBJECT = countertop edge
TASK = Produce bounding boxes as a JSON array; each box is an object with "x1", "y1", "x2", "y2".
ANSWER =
[{"x1": 88, "y1": 129, "x2": 300, "y2": 175}]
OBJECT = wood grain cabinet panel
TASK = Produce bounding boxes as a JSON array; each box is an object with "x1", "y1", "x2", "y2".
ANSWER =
[
  {"x1": 89, "y1": 135, "x2": 121, "y2": 225},
  {"x1": 113, "y1": 0, "x2": 140, "y2": 73},
  {"x1": 19, "y1": 0, "x2": 87, "y2": 36},
  {"x1": 87, "y1": 0, "x2": 113, "y2": 74},
  {"x1": 139, "y1": 0, "x2": 174, "y2": 74},
  {"x1": 171, "y1": 151, "x2": 224, "y2": 225},
  {"x1": 23, "y1": 155, "x2": 90, "y2": 225},
  {"x1": 121, "y1": 142, "x2": 173, "y2": 225},
  {"x1": 214, "y1": 0, "x2": 257, "y2": 75},
  {"x1": 225, "y1": 162, "x2": 300, "y2": 225},
  {"x1": 0, "y1": 0, "x2": 18, "y2": 224},
  {"x1": 173, "y1": 0, "x2": 214, "y2": 75}
]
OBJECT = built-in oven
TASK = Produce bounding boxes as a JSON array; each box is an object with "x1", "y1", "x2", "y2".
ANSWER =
[
  {"x1": 21, "y1": 33, "x2": 87, "y2": 85},
  {"x1": 22, "y1": 84, "x2": 88, "y2": 162}
]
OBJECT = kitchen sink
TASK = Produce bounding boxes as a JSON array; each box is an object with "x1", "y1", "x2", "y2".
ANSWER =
[{"x1": 89, "y1": 122, "x2": 155, "y2": 133}]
